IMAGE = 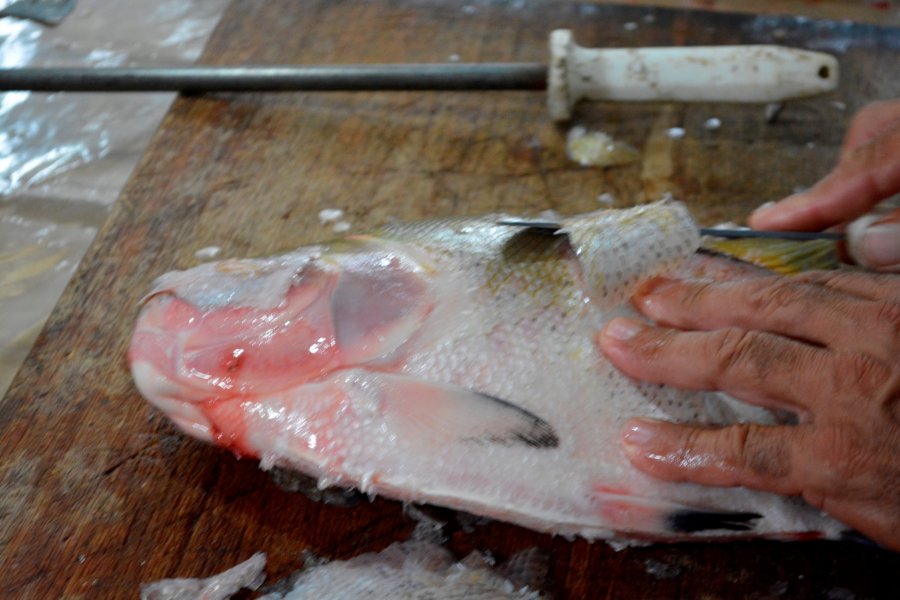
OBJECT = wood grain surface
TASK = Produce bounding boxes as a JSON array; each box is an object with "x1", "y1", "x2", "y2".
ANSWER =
[{"x1": 1, "y1": 1, "x2": 899, "y2": 598}]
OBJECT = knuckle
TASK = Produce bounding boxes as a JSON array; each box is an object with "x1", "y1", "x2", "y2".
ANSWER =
[
  {"x1": 873, "y1": 300, "x2": 900, "y2": 344},
  {"x1": 796, "y1": 271, "x2": 853, "y2": 291},
  {"x1": 744, "y1": 280, "x2": 817, "y2": 325},
  {"x1": 728, "y1": 424, "x2": 754, "y2": 473},
  {"x1": 729, "y1": 424, "x2": 790, "y2": 481},
  {"x1": 681, "y1": 426, "x2": 705, "y2": 456},
  {"x1": 809, "y1": 424, "x2": 871, "y2": 487},
  {"x1": 681, "y1": 280, "x2": 716, "y2": 309},
  {"x1": 839, "y1": 352, "x2": 892, "y2": 398},
  {"x1": 746, "y1": 280, "x2": 802, "y2": 311},
  {"x1": 712, "y1": 328, "x2": 764, "y2": 376},
  {"x1": 634, "y1": 327, "x2": 682, "y2": 364}
]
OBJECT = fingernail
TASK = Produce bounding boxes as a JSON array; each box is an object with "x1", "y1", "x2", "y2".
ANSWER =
[
  {"x1": 604, "y1": 317, "x2": 643, "y2": 341},
  {"x1": 637, "y1": 277, "x2": 676, "y2": 298},
  {"x1": 634, "y1": 278, "x2": 680, "y2": 320},
  {"x1": 860, "y1": 220, "x2": 900, "y2": 269},
  {"x1": 750, "y1": 201, "x2": 776, "y2": 217},
  {"x1": 748, "y1": 195, "x2": 807, "y2": 229},
  {"x1": 621, "y1": 419, "x2": 658, "y2": 448}
]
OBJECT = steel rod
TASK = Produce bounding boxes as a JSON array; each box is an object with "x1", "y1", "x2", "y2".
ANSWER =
[{"x1": 0, "y1": 64, "x2": 548, "y2": 92}]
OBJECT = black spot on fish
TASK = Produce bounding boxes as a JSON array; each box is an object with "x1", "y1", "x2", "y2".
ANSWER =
[
  {"x1": 472, "y1": 393, "x2": 560, "y2": 449},
  {"x1": 667, "y1": 509, "x2": 762, "y2": 533},
  {"x1": 840, "y1": 529, "x2": 879, "y2": 547}
]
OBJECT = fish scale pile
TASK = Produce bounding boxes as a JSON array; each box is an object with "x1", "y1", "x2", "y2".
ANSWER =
[
  {"x1": 129, "y1": 200, "x2": 844, "y2": 544},
  {"x1": 141, "y1": 539, "x2": 547, "y2": 600}
]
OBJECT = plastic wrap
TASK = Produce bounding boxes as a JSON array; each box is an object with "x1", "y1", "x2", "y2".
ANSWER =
[
  {"x1": 0, "y1": 0, "x2": 226, "y2": 199},
  {"x1": 0, "y1": 0, "x2": 226, "y2": 396}
]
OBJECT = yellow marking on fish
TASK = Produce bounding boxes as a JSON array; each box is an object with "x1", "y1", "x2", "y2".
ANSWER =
[
  {"x1": 702, "y1": 237, "x2": 838, "y2": 274},
  {"x1": 215, "y1": 260, "x2": 265, "y2": 276}
]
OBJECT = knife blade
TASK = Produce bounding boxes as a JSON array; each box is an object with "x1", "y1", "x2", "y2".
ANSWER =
[{"x1": 496, "y1": 219, "x2": 844, "y2": 242}]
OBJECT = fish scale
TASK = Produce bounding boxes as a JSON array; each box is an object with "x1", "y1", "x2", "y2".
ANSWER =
[{"x1": 129, "y1": 200, "x2": 846, "y2": 542}]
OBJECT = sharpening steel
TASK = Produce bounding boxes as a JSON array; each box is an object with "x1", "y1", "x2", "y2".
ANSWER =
[{"x1": 0, "y1": 30, "x2": 838, "y2": 120}]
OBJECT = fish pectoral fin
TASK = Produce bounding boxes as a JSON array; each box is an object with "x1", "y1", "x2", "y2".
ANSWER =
[
  {"x1": 331, "y1": 259, "x2": 431, "y2": 364},
  {"x1": 342, "y1": 372, "x2": 558, "y2": 449}
]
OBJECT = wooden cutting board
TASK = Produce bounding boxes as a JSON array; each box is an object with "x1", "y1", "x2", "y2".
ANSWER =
[{"x1": 1, "y1": 1, "x2": 898, "y2": 597}]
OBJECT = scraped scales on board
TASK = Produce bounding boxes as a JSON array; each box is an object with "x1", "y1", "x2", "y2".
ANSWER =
[
  {"x1": 128, "y1": 200, "x2": 844, "y2": 541},
  {"x1": 142, "y1": 539, "x2": 548, "y2": 600}
]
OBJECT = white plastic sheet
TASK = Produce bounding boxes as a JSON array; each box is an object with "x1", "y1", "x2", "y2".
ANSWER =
[{"x1": 0, "y1": 0, "x2": 226, "y2": 396}]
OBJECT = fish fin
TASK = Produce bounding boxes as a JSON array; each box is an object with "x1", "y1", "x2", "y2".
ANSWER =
[
  {"x1": 343, "y1": 372, "x2": 558, "y2": 449},
  {"x1": 700, "y1": 237, "x2": 838, "y2": 275},
  {"x1": 591, "y1": 487, "x2": 763, "y2": 535},
  {"x1": 666, "y1": 509, "x2": 763, "y2": 533},
  {"x1": 331, "y1": 257, "x2": 430, "y2": 364},
  {"x1": 840, "y1": 529, "x2": 880, "y2": 547}
]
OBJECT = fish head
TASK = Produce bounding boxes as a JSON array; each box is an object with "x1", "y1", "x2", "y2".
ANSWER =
[
  {"x1": 128, "y1": 249, "x2": 339, "y2": 441},
  {"x1": 128, "y1": 241, "x2": 434, "y2": 444}
]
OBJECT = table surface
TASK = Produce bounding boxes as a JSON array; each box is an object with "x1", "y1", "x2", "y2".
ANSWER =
[{"x1": 1, "y1": 1, "x2": 899, "y2": 598}]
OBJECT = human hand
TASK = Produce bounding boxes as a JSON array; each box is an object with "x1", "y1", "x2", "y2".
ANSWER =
[
  {"x1": 750, "y1": 99, "x2": 900, "y2": 272},
  {"x1": 597, "y1": 271, "x2": 900, "y2": 550}
]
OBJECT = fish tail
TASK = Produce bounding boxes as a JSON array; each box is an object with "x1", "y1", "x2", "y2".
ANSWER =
[{"x1": 699, "y1": 237, "x2": 839, "y2": 275}]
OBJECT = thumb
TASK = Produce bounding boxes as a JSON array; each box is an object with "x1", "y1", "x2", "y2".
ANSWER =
[{"x1": 846, "y1": 207, "x2": 900, "y2": 272}]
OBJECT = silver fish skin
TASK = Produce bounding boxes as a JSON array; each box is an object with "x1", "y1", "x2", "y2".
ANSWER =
[{"x1": 128, "y1": 200, "x2": 844, "y2": 542}]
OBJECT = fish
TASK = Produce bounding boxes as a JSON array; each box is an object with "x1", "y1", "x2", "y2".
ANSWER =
[{"x1": 128, "y1": 199, "x2": 847, "y2": 542}]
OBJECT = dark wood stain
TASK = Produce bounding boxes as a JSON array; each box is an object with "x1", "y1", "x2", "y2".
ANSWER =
[{"x1": 0, "y1": 1, "x2": 898, "y2": 597}]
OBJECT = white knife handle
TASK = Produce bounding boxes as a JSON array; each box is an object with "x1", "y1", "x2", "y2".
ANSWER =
[{"x1": 548, "y1": 29, "x2": 839, "y2": 121}]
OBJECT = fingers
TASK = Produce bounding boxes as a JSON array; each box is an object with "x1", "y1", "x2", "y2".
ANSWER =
[
  {"x1": 619, "y1": 418, "x2": 805, "y2": 496},
  {"x1": 794, "y1": 270, "x2": 900, "y2": 302},
  {"x1": 749, "y1": 119, "x2": 900, "y2": 232},
  {"x1": 841, "y1": 99, "x2": 900, "y2": 155},
  {"x1": 845, "y1": 208, "x2": 900, "y2": 272},
  {"x1": 628, "y1": 275, "x2": 900, "y2": 363},
  {"x1": 598, "y1": 318, "x2": 833, "y2": 414},
  {"x1": 631, "y1": 276, "x2": 870, "y2": 350}
]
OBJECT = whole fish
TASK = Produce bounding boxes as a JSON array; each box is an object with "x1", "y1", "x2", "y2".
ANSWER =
[{"x1": 128, "y1": 200, "x2": 846, "y2": 541}]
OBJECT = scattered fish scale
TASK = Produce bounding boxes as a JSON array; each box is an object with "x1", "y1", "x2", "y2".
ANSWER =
[{"x1": 142, "y1": 541, "x2": 547, "y2": 600}]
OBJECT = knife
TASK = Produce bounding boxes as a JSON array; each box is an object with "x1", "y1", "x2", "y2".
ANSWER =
[
  {"x1": 496, "y1": 219, "x2": 844, "y2": 241},
  {"x1": 0, "y1": 30, "x2": 839, "y2": 121}
]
